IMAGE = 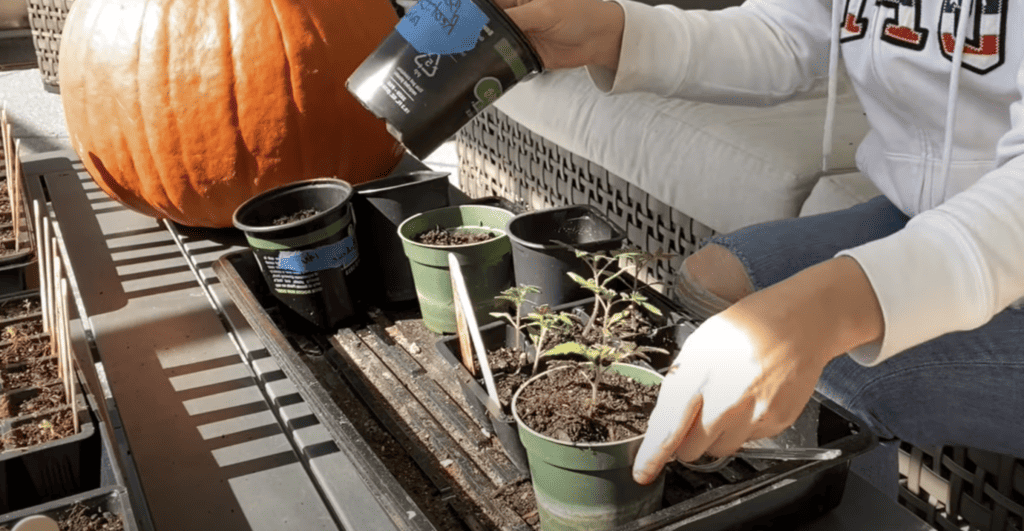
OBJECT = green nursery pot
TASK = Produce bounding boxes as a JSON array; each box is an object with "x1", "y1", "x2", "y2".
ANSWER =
[
  {"x1": 512, "y1": 363, "x2": 665, "y2": 531},
  {"x1": 398, "y1": 204, "x2": 515, "y2": 334}
]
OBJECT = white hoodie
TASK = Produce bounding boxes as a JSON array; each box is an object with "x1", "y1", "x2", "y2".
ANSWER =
[{"x1": 593, "y1": 0, "x2": 1024, "y2": 365}]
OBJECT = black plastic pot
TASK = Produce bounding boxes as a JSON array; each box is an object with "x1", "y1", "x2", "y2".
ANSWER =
[
  {"x1": 233, "y1": 179, "x2": 359, "y2": 330},
  {"x1": 347, "y1": 0, "x2": 543, "y2": 159},
  {"x1": 436, "y1": 320, "x2": 530, "y2": 473},
  {"x1": 507, "y1": 204, "x2": 626, "y2": 315},
  {"x1": 353, "y1": 171, "x2": 451, "y2": 305},
  {"x1": 0, "y1": 485, "x2": 137, "y2": 530}
]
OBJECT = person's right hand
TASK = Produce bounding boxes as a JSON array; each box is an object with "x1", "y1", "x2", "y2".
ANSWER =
[{"x1": 495, "y1": 0, "x2": 626, "y2": 72}]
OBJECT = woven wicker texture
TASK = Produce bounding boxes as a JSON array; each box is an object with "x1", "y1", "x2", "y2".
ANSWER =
[
  {"x1": 900, "y1": 443, "x2": 1024, "y2": 531},
  {"x1": 26, "y1": 0, "x2": 74, "y2": 92},
  {"x1": 456, "y1": 106, "x2": 715, "y2": 292}
]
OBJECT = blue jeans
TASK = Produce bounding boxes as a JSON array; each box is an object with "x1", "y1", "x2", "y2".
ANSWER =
[{"x1": 707, "y1": 195, "x2": 1024, "y2": 500}]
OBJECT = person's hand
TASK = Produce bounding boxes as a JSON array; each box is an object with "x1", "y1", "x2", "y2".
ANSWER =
[
  {"x1": 632, "y1": 257, "x2": 885, "y2": 484},
  {"x1": 495, "y1": 0, "x2": 625, "y2": 72}
]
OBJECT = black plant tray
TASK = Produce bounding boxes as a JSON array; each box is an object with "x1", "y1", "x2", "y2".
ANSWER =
[
  {"x1": 0, "y1": 164, "x2": 45, "y2": 294},
  {"x1": 214, "y1": 249, "x2": 877, "y2": 530},
  {"x1": 0, "y1": 485, "x2": 137, "y2": 531},
  {"x1": 0, "y1": 290, "x2": 101, "y2": 514}
]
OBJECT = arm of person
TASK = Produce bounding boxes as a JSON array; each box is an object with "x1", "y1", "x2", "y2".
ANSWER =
[
  {"x1": 634, "y1": 53, "x2": 1024, "y2": 484},
  {"x1": 632, "y1": 255, "x2": 884, "y2": 483},
  {"x1": 500, "y1": 0, "x2": 837, "y2": 102}
]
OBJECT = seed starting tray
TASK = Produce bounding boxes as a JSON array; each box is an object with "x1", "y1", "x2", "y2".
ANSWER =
[
  {"x1": 0, "y1": 290, "x2": 100, "y2": 514},
  {"x1": 214, "y1": 249, "x2": 876, "y2": 531}
]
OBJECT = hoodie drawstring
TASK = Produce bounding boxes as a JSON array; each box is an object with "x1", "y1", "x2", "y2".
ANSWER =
[
  {"x1": 824, "y1": 0, "x2": 971, "y2": 200},
  {"x1": 822, "y1": 0, "x2": 843, "y2": 173},
  {"x1": 940, "y1": 0, "x2": 973, "y2": 198}
]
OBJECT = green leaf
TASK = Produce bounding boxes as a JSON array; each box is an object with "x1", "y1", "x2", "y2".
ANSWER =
[
  {"x1": 607, "y1": 310, "x2": 628, "y2": 327},
  {"x1": 544, "y1": 342, "x2": 587, "y2": 356},
  {"x1": 640, "y1": 301, "x2": 663, "y2": 316}
]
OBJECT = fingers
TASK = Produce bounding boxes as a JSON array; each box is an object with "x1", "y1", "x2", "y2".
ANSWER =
[
  {"x1": 499, "y1": 2, "x2": 548, "y2": 33},
  {"x1": 703, "y1": 398, "x2": 755, "y2": 458},
  {"x1": 493, "y1": 0, "x2": 525, "y2": 8},
  {"x1": 632, "y1": 370, "x2": 706, "y2": 485}
]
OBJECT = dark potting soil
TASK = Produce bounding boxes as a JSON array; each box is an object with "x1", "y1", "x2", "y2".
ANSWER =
[
  {"x1": 0, "y1": 336, "x2": 50, "y2": 365},
  {"x1": 3, "y1": 406, "x2": 75, "y2": 450},
  {"x1": 0, "y1": 502, "x2": 125, "y2": 531},
  {"x1": 2, "y1": 320, "x2": 44, "y2": 338},
  {"x1": 1, "y1": 357, "x2": 58, "y2": 390},
  {"x1": 494, "y1": 481, "x2": 539, "y2": 527},
  {"x1": 515, "y1": 366, "x2": 659, "y2": 444},
  {"x1": 415, "y1": 227, "x2": 496, "y2": 246},
  {"x1": 486, "y1": 346, "x2": 531, "y2": 412},
  {"x1": 0, "y1": 383, "x2": 66, "y2": 418},
  {"x1": 272, "y1": 208, "x2": 320, "y2": 226},
  {"x1": 0, "y1": 296, "x2": 40, "y2": 319}
]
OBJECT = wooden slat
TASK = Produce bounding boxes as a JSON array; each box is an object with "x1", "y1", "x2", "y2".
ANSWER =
[
  {"x1": 358, "y1": 326, "x2": 527, "y2": 487},
  {"x1": 331, "y1": 329, "x2": 530, "y2": 531}
]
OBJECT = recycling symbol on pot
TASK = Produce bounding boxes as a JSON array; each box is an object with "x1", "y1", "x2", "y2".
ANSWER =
[{"x1": 414, "y1": 54, "x2": 441, "y2": 78}]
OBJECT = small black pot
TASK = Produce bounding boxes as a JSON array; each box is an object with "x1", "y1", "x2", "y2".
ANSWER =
[
  {"x1": 346, "y1": 0, "x2": 543, "y2": 159},
  {"x1": 353, "y1": 171, "x2": 451, "y2": 305},
  {"x1": 0, "y1": 485, "x2": 137, "y2": 531},
  {"x1": 232, "y1": 179, "x2": 359, "y2": 329},
  {"x1": 507, "y1": 204, "x2": 626, "y2": 314},
  {"x1": 435, "y1": 320, "x2": 530, "y2": 473}
]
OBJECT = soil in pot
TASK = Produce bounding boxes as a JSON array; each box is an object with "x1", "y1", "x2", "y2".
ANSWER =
[
  {"x1": 1, "y1": 383, "x2": 66, "y2": 418},
  {"x1": 0, "y1": 297, "x2": 39, "y2": 319},
  {"x1": 515, "y1": 366, "x2": 660, "y2": 443},
  {"x1": 415, "y1": 227, "x2": 497, "y2": 246},
  {"x1": 272, "y1": 208, "x2": 321, "y2": 225},
  {"x1": 1, "y1": 357, "x2": 57, "y2": 389},
  {"x1": 0, "y1": 335, "x2": 48, "y2": 365},
  {"x1": 0, "y1": 502, "x2": 126, "y2": 531},
  {"x1": 488, "y1": 346, "x2": 531, "y2": 411},
  {"x1": 2, "y1": 407, "x2": 75, "y2": 450}
]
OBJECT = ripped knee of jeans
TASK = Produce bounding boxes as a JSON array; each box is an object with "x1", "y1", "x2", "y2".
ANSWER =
[{"x1": 673, "y1": 256, "x2": 736, "y2": 320}]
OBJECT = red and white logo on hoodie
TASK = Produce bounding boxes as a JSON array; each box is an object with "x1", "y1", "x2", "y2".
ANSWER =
[{"x1": 839, "y1": 0, "x2": 1006, "y2": 74}]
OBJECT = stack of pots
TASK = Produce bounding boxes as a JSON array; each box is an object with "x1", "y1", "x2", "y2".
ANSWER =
[{"x1": 233, "y1": 179, "x2": 361, "y2": 330}]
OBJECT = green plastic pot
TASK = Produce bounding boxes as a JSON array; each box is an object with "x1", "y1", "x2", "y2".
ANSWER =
[
  {"x1": 512, "y1": 363, "x2": 665, "y2": 531},
  {"x1": 398, "y1": 204, "x2": 515, "y2": 334}
]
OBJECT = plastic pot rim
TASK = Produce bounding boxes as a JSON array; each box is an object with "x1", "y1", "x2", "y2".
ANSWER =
[
  {"x1": 511, "y1": 362, "x2": 663, "y2": 449},
  {"x1": 352, "y1": 170, "x2": 451, "y2": 196},
  {"x1": 398, "y1": 204, "x2": 515, "y2": 250},
  {"x1": 231, "y1": 178, "x2": 355, "y2": 234},
  {"x1": 506, "y1": 204, "x2": 626, "y2": 252}
]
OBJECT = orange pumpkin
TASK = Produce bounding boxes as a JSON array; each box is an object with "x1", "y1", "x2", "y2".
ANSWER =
[{"x1": 58, "y1": 0, "x2": 404, "y2": 228}]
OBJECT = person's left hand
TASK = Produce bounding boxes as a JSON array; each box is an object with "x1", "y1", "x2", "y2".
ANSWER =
[{"x1": 632, "y1": 257, "x2": 885, "y2": 484}]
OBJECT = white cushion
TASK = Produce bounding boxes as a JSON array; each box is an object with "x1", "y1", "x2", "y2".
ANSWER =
[
  {"x1": 495, "y1": 68, "x2": 869, "y2": 233},
  {"x1": 799, "y1": 171, "x2": 882, "y2": 217}
]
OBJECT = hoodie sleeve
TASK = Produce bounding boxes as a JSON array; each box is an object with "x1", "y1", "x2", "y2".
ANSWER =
[
  {"x1": 586, "y1": 0, "x2": 835, "y2": 103},
  {"x1": 838, "y1": 110, "x2": 1024, "y2": 366}
]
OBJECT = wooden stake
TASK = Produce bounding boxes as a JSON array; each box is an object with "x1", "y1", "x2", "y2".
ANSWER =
[
  {"x1": 1, "y1": 105, "x2": 9, "y2": 182},
  {"x1": 3, "y1": 122, "x2": 13, "y2": 218},
  {"x1": 12, "y1": 139, "x2": 21, "y2": 251},
  {"x1": 61, "y1": 278, "x2": 78, "y2": 435},
  {"x1": 43, "y1": 221, "x2": 53, "y2": 338},
  {"x1": 52, "y1": 238, "x2": 62, "y2": 371},
  {"x1": 34, "y1": 201, "x2": 47, "y2": 333}
]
